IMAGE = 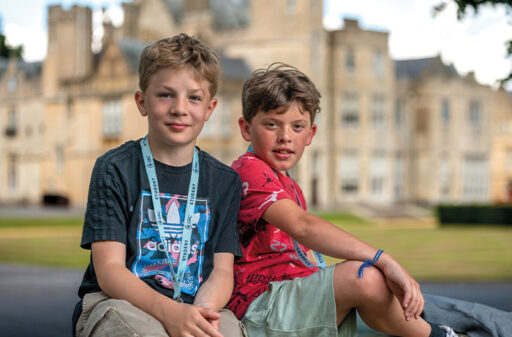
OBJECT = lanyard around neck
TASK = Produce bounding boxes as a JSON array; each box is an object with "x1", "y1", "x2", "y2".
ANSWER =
[
  {"x1": 247, "y1": 146, "x2": 326, "y2": 269},
  {"x1": 141, "y1": 135, "x2": 199, "y2": 301}
]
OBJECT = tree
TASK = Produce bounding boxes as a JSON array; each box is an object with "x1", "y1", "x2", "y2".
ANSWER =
[
  {"x1": 0, "y1": 34, "x2": 23, "y2": 60},
  {"x1": 433, "y1": 0, "x2": 512, "y2": 86}
]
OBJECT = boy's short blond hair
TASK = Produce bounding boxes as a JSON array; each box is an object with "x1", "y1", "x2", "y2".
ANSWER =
[
  {"x1": 242, "y1": 62, "x2": 321, "y2": 123},
  {"x1": 138, "y1": 33, "x2": 220, "y2": 96}
]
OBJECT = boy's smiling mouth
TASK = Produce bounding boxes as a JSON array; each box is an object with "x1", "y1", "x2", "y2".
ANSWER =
[
  {"x1": 167, "y1": 122, "x2": 188, "y2": 131},
  {"x1": 273, "y1": 148, "x2": 294, "y2": 158}
]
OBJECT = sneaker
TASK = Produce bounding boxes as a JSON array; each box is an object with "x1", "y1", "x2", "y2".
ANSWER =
[{"x1": 440, "y1": 325, "x2": 458, "y2": 337}]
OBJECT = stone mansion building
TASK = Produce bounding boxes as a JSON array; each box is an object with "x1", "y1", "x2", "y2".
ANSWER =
[{"x1": 1, "y1": 0, "x2": 512, "y2": 209}]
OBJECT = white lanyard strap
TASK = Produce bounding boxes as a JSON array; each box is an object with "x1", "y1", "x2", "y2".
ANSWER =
[
  {"x1": 141, "y1": 136, "x2": 199, "y2": 301},
  {"x1": 247, "y1": 146, "x2": 326, "y2": 269}
]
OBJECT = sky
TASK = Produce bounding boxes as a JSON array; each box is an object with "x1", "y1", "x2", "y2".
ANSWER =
[{"x1": 1, "y1": 0, "x2": 511, "y2": 89}]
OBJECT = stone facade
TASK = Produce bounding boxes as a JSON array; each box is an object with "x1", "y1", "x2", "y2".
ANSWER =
[{"x1": 1, "y1": 0, "x2": 511, "y2": 209}]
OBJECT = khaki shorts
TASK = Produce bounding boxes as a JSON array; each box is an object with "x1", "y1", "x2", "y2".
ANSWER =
[
  {"x1": 75, "y1": 291, "x2": 247, "y2": 337},
  {"x1": 242, "y1": 266, "x2": 357, "y2": 337}
]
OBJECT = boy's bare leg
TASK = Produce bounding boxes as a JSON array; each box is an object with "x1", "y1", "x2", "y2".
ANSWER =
[{"x1": 333, "y1": 261, "x2": 432, "y2": 337}]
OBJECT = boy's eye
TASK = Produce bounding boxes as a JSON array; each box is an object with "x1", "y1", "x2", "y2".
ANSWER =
[
  {"x1": 158, "y1": 93, "x2": 173, "y2": 98},
  {"x1": 293, "y1": 124, "x2": 305, "y2": 130},
  {"x1": 190, "y1": 95, "x2": 202, "y2": 102}
]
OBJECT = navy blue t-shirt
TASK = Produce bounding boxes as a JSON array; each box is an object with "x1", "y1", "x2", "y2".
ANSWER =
[{"x1": 72, "y1": 140, "x2": 242, "y2": 332}]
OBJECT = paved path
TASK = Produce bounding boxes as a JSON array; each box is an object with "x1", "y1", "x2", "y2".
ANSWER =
[{"x1": 0, "y1": 263, "x2": 511, "y2": 337}]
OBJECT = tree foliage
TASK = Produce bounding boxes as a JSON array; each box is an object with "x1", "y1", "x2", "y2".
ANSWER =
[
  {"x1": 0, "y1": 34, "x2": 23, "y2": 60},
  {"x1": 434, "y1": 0, "x2": 512, "y2": 86}
]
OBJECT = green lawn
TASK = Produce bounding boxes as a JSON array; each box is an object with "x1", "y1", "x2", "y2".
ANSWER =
[
  {"x1": 0, "y1": 218, "x2": 89, "y2": 269},
  {"x1": 319, "y1": 213, "x2": 512, "y2": 281},
  {"x1": 0, "y1": 215, "x2": 511, "y2": 281}
]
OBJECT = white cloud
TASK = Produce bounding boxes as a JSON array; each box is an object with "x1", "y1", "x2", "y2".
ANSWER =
[
  {"x1": 5, "y1": 23, "x2": 47, "y2": 62},
  {"x1": 323, "y1": 0, "x2": 512, "y2": 89}
]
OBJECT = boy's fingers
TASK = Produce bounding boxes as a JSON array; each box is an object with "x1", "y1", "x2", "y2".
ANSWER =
[
  {"x1": 191, "y1": 314, "x2": 223, "y2": 337},
  {"x1": 197, "y1": 306, "x2": 221, "y2": 320},
  {"x1": 401, "y1": 284, "x2": 414, "y2": 320}
]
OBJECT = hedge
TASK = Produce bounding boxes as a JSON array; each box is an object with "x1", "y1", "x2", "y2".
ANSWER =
[{"x1": 437, "y1": 204, "x2": 512, "y2": 225}]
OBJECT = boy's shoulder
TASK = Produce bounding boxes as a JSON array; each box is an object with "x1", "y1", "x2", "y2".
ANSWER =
[
  {"x1": 231, "y1": 152, "x2": 272, "y2": 177},
  {"x1": 97, "y1": 139, "x2": 140, "y2": 166},
  {"x1": 200, "y1": 149, "x2": 241, "y2": 181}
]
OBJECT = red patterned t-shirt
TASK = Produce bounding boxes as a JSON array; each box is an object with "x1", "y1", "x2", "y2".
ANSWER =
[{"x1": 227, "y1": 152, "x2": 319, "y2": 319}]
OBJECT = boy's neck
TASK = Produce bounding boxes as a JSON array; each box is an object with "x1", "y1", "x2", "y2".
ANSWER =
[{"x1": 147, "y1": 137, "x2": 196, "y2": 167}]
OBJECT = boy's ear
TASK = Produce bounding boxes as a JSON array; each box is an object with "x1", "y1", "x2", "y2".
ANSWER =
[
  {"x1": 204, "y1": 97, "x2": 217, "y2": 121},
  {"x1": 238, "y1": 117, "x2": 252, "y2": 142},
  {"x1": 135, "y1": 91, "x2": 147, "y2": 117},
  {"x1": 305, "y1": 123, "x2": 317, "y2": 146}
]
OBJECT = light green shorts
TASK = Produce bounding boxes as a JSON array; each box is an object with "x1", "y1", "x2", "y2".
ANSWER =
[{"x1": 242, "y1": 265, "x2": 357, "y2": 337}]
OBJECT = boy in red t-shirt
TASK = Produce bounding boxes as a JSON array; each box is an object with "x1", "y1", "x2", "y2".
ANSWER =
[{"x1": 227, "y1": 63, "x2": 457, "y2": 337}]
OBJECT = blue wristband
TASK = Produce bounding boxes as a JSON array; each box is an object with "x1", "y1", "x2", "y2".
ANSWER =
[{"x1": 358, "y1": 249, "x2": 384, "y2": 278}]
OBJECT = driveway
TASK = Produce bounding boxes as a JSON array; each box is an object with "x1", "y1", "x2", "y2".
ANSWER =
[{"x1": 0, "y1": 263, "x2": 511, "y2": 337}]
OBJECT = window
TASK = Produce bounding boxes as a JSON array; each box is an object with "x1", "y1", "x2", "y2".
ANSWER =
[
  {"x1": 373, "y1": 49, "x2": 385, "y2": 78},
  {"x1": 341, "y1": 93, "x2": 359, "y2": 127},
  {"x1": 394, "y1": 153, "x2": 404, "y2": 199},
  {"x1": 346, "y1": 48, "x2": 355, "y2": 73},
  {"x1": 463, "y1": 154, "x2": 488, "y2": 201},
  {"x1": 220, "y1": 102, "x2": 232, "y2": 138},
  {"x1": 371, "y1": 95, "x2": 385, "y2": 127},
  {"x1": 56, "y1": 145, "x2": 65, "y2": 172},
  {"x1": 201, "y1": 99, "x2": 231, "y2": 138},
  {"x1": 370, "y1": 153, "x2": 386, "y2": 196},
  {"x1": 394, "y1": 98, "x2": 404, "y2": 127},
  {"x1": 7, "y1": 76, "x2": 17, "y2": 92},
  {"x1": 286, "y1": 0, "x2": 296, "y2": 13},
  {"x1": 8, "y1": 154, "x2": 17, "y2": 192},
  {"x1": 439, "y1": 157, "x2": 451, "y2": 198},
  {"x1": 441, "y1": 98, "x2": 450, "y2": 126},
  {"x1": 468, "y1": 100, "x2": 481, "y2": 128},
  {"x1": 103, "y1": 99, "x2": 122, "y2": 138},
  {"x1": 339, "y1": 150, "x2": 359, "y2": 195},
  {"x1": 5, "y1": 107, "x2": 17, "y2": 137}
]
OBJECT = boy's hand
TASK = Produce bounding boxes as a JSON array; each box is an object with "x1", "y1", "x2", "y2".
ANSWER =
[
  {"x1": 377, "y1": 253, "x2": 424, "y2": 321},
  {"x1": 163, "y1": 303, "x2": 223, "y2": 337},
  {"x1": 194, "y1": 302, "x2": 221, "y2": 330}
]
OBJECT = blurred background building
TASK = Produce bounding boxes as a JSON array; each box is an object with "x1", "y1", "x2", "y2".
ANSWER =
[{"x1": 1, "y1": 0, "x2": 512, "y2": 210}]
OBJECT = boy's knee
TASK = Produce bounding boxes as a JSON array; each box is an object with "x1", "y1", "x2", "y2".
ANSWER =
[
  {"x1": 354, "y1": 266, "x2": 393, "y2": 304},
  {"x1": 334, "y1": 261, "x2": 390, "y2": 304}
]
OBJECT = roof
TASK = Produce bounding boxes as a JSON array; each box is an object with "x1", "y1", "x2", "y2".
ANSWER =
[
  {"x1": 161, "y1": 0, "x2": 249, "y2": 30},
  {"x1": 219, "y1": 54, "x2": 251, "y2": 80},
  {"x1": 395, "y1": 56, "x2": 459, "y2": 79},
  {"x1": 117, "y1": 38, "x2": 251, "y2": 81},
  {"x1": 119, "y1": 38, "x2": 147, "y2": 72},
  {"x1": 0, "y1": 57, "x2": 42, "y2": 81},
  {"x1": 162, "y1": 0, "x2": 182, "y2": 24}
]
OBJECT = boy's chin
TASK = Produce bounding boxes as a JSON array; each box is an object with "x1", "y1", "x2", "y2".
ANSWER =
[{"x1": 270, "y1": 164, "x2": 291, "y2": 174}]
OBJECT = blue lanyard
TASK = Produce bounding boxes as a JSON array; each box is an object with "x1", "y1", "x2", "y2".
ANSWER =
[
  {"x1": 140, "y1": 135, "x2": 199, "y2": 301},
  {"x1": 247, "y1": 146, "x2": 326, "y2": 269},
  {"x1": 288, "y1": 177, "x2": 326, "y2": 269}
]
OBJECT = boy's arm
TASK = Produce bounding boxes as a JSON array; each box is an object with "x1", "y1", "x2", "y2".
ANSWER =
[
  {"x1": 262, "y1": 199, "x2": 423, "y2": 319},
  {"x1": 193, "y1": 252, "x2": 235, "y2": 311},
  {"x1": 92, "y1": 240, "x2": 223, "y2": 337}
]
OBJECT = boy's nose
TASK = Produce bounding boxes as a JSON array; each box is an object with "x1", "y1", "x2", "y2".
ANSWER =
[
  {"x1": 170, "y1": 97, "x2": 187, "y2": 115},
  {"x1": 278, "y1": 128, "x2": 291, "y2": 143}
]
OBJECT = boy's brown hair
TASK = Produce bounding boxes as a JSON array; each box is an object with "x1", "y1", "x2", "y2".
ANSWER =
[
  {"x1": 138, "y1": 33, "x2": 221, "y2": 96},
  {"x1": 241, "y1": 62, "x2": 321, "y2": 123}
]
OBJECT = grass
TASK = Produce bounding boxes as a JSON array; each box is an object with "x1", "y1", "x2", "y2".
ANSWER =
[
  {"x1": 318, "y1": 213, "x2": 512, "y2": 281},
  {"x1": 0, "y1": 217, "x2": 89, "y2": 269},
  {"x1": 0, "y1": 217, "x2": 83, "y2": 228},
  {"x1": 0, "y1": 214, "x2": 511, "y2": 281}
]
